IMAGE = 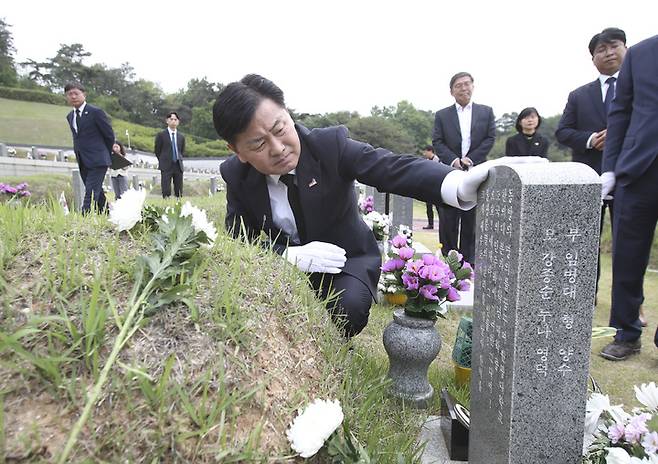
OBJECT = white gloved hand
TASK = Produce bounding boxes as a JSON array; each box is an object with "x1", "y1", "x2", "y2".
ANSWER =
[
  {"x1": 457, "y1": 156, "x2": 550, "y2": 203},
  {"x1": 285, "y1": 241, "x2": 347, "y2": 274},
  {"x1": 600, "y1": 171, "x2": 615, "y2": 200}
]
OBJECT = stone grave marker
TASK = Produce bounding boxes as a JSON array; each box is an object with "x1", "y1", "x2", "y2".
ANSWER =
[
  {"x1": 71, "y1": 169, "x2": 84, "y2": 212},
  {"x1": 391, "y1": 194, "x2": 413, "y2": 236},
  {"x1": 469, "y1": 163, "x2": 601, "y2": 464},
  {"x1": 365, "y1": 185, "x2": 388, "y2": 214}
]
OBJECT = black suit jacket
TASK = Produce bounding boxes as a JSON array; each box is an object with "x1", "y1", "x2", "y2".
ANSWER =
[
  {"x1": 505, "y1": 132, "x2": 549, "y2": 157},
  {"x1": 432, "y1": 103, "x2": 495, "y2": 166},
  {"x1": 220, "y1": 124, "x2": 453, "y2": 296},
  {"x1": 66, "y1": 103, "x2": 114, "y2": 168},
  {"x1": 603, "y1": 35, "x2": 658, "y2": 185},
  {"x1": 154, "y1": 130, "x2": 185, "y2": 172},
  {"x1": 555, "y1": 79, "x2": 608, "y2": 174}
]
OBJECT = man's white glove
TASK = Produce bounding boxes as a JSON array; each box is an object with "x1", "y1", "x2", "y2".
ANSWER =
[
  {"x1": 285, "y1": 241, "x2": 347, "y2": 274},
  {"x1": 600, "y1": 171, "x2": 615, "y2": 200},
  {"x1": 457, "y1": 156, "x2": 550, "y2": 203}
]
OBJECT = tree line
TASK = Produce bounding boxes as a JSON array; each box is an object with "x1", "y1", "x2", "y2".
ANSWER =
[{"x1": 0, "y1": 18, "x2": 569, "y2": 160}]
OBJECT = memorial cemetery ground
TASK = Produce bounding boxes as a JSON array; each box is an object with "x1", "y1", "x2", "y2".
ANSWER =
[{"x1": 0, "y1": 177, "x2": 655, "y2": 461}]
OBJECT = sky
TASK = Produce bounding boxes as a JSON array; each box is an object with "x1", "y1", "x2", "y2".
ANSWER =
[{"x1": 3, "y1": 0, "x2": 656, "y2": 118}]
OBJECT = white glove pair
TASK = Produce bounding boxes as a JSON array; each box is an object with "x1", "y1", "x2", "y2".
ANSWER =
[
  {"x1": 285, "y1": 241, "x2": 346, "y2": 274},
  {"x1": 456, "y1": 156, "x2": 550, "y2": 203}
]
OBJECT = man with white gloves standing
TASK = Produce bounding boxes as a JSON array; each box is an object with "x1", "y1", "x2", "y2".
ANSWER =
[{"x1": 215, "y1": 74, "x2": 545, "y2": 337}]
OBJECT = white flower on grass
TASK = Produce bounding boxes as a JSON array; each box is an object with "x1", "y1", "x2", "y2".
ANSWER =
[
  {"x1": 286, "y1": 398, "x2": 343, "y2": 458},
  {"x1": 180, "y1": 201, "x2": 217, "y2": 245},
  {"x1": 585, "y1": 393, "x2": 612, "y2": 435},
  {"x1": 635, "y1": 382, "x2": 658, "y2": 411},
  {"x1": 642, "y1": 431, "x2": 658, "y2": 455},
  {"x1": 109, "y1": 188, "x2": 146, "y2": 231},
  {"x1": 606, "y1": 447, "x2": 632, "y2": 464}
]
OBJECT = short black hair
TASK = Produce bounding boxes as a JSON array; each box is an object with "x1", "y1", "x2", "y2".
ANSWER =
[
  {"x1": 589, "y1": 27, "x2": 626, "y2": 56},
  {"x1": 213, "y1": 74, "x2": 286, "y2": 145},
  {"x1": 166, "y1": 111, "x2": 180, "y2": 120},
  {"x1": 515, "y1": 107, "x2": 542, "y2": 133},
  {"x1": 423, "y1": 145, "x2": 434, "y2": 152},
  {"x1": 449, "y1": 72, "x2": 474, "y2": 89},
  {"x1": 64, "y1": 82, "x2": 85, "y2": 93}
]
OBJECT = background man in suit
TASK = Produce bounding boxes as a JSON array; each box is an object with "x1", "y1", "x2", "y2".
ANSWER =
[
  {"x1": 65, "y1": 82, "x2": 114, "y2": 213},
  {"x1": 600, "y1": 34, "x2": 658, "y2": 360},
  {"x1": 432, "y1": 72, "x2": 496, "y2": 263},
  {"x1": 556, "y1": 27, "x2": 627, "y2": 293},
  {"x1": 214, "y1": 74, "x2": 542, "y2": 337},
  {"x1": 154, "y1": 111, "x2": 185, "y2": 198},
  {"x1": 421, "y1": 145, "x2": 440, "y2": 229}
]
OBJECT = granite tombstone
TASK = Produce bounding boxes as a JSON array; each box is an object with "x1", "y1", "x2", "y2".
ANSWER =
[{"x1": 469, "y1": 163, "x2": 601, "y2": 464}]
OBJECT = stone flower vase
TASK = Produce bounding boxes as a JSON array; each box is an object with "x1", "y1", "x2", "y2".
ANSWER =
[{"x1": 383, "y1": 308, "x2": 442, "y2": 408}]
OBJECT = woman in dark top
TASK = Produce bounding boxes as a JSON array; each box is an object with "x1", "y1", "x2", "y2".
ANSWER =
[{"x1": 505, "y1": 107, "x2": 549, "y2": 158}]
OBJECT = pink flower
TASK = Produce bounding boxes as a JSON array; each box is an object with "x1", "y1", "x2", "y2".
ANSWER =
[
  {"x1": 419, "y1": 285, "x2": 439, "y2": 301},
  {"x1": 457, "y1": 280, "x2": 471, "y2": 292},
  {"x1": 398, "y1": 246, "x2": 414, "y2": 260},
  {"x1": 405, "y1": 259, "x2": 424, "y2": 275},
  {"x1": 625, "y1": 413, "x2": 650, "y2": 443},
  {"x1": 391, "y1": 235, "x2": 407, "y2": 248},
  {"x1": 607, "y1": 422, "x2": 625, "y2": 444},
  {"x1": 642, "y1": 430, "x2": 658, "y2": 454},
  {"x1": 446, "y1": 286, "x2": 461, "y2": 302},
  {"x1": 422, "y1": 254, "x2": 440, "y2": 265},
  {"x1": 382, "y1": 258, "x2": 405, "y2": 272},
  {"x1": 419, "y1": 264, "x2": 449, "y2": 283},
  {"x1": 402, "y1": 273, "x2": 419, "y2": 290}
]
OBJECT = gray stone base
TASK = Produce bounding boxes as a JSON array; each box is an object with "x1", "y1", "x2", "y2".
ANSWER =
[{"x1": 418, "y1": 416, "x2": 468, "y2": 464}]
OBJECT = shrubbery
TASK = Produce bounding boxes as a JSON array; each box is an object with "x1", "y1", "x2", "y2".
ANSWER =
[{"x1": 0, "y1": 86, "x2": 66, "y2": 105}]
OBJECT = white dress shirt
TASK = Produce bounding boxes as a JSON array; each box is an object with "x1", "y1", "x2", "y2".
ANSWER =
[
  {"x1": 586, "y1": 71, "x2": 620, "y2": 149},
  {"x1": 266, "y1": 171, "x2": 300, "y2": 243},
  {"x1": 455, "y1": 102, "x2": 473, "y2": 156},
  {"x1": 72, "y1": 101, "x2": 87, "y2": 133}
]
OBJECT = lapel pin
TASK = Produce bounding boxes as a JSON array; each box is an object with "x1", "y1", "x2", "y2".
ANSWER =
[{"x1": 308, "y1": 178, "x2": 318, "y2": 188}]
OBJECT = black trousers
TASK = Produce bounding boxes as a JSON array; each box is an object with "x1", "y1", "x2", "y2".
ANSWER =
[
  {"x1": 610, "y1": 157, "x2": 658, "y2": 343},
  {"x1": 425, "y1": 202, "x2": 436, "y2": 226},
  {"x1": 437, "y1": 205, "x2": 476, "y2": 264},
  {"x1": 161, "y1": 167, "x2": 183, "y2": 198},
  {"x1": 309, "y1": 272, "x2": 372, "y2": 337},
  {"x1": 596, "y1": 199, "x2": 614, "y2": 294},
  {"x1": 78, "y1": 161, "x2": 108, "y2": 214}
]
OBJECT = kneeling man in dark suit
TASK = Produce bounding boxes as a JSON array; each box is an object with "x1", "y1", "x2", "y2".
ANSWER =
[{"x1": 214, "y1": 74, "x2": 542, "y2": 337}]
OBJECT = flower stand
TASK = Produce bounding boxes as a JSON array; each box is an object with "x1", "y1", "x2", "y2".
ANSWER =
[{"x1": 382, "y1": 308, "x2": 442, "y2": 408}]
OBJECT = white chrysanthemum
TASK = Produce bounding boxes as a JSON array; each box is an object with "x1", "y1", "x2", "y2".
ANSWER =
[
  {"x1": 585, "y1": 393, "x2": 612, "y2": 435},
  {"x1": 287, "y1": 399, "x2": 343, "y2": 458},
  {"x1": 180, "y1": 201, "x2": 218, "y2": 245},
  {"x1": 605, "y1": 447, "x2": 631, "y2": 464},
  {"x1": 635, "y1": 382, "x2": 658, "y2": 411},
  {"x1": 109, "y1": 188, "x2": 146, "y2": 231}
]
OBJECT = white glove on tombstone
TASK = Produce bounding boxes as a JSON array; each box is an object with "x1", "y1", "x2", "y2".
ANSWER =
[
  {"x1": 457, "y1": 156, "x2": 550, "y2": 203},
  {"x1": 285, "y1": 241, "x2": 347, "y2": 274},
  {"x1": 600, "y1": 171, "x2": 615, "y2": 200}
]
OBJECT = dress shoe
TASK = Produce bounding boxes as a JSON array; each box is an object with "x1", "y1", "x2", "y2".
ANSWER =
[
  {"x1": 600, "y1": 339, "x2": 641, "y2": 361},
  {"x1": 422, "y1": 225, "x2": 434, "y2": 229}
]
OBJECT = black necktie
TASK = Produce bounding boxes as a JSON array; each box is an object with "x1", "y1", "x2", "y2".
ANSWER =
[
  {"x1": 604, "y1": 76, "x2": 616, "y2": 117},
  {"x1": 75, "y1": 109, "x2": 81, "y2": 133},
  {"x1": 280, "y1": 174, "x2": 306, "y2": 243}
]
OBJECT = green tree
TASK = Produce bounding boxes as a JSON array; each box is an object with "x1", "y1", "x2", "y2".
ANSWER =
[
  {"x1": 346, "y1": 116, "x2": 416, "y2": 154},
  {"x1": 294, "y1": 110, "x2": 360, "y2": 129},
  {"x1": 371, "y1": 101, "x2": 434, "y2": 150},
  {"x1": 0, "y1": 18, "x2": 18, "y2": 86},
  {"x1": 118, "y1": 79, "x2": 165, "y2": 127}
]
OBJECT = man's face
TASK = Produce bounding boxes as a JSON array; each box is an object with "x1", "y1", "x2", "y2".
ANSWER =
[
  {"x1": 229, "y1": 98, "x2": 301, "y2": 176},
  {"x1": 450, "y1": 76, "x2": 474, "y2": 107},
  {"x1": 592, "y1": 40, "x2": 627, "y2": 75},
  {"x1": 65, "y1": 88, "x2": 86, "y2": 108},
  {"x1": 166, "y1": 114, "x2": 180, "y2": 130},
  {"x1": 422, "y1": 149, "x2": 434, "y2": 160}
]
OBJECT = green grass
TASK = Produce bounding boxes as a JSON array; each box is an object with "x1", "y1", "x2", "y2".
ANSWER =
[{"x1": 0, "y1": 97, "x2": 230, "y2": 157}]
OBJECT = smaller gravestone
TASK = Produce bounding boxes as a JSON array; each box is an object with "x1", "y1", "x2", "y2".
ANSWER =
[
  {"x1": 152, "y1": 175, "x2": 158, "y2": 187},
  {"x1": 365, "y1": 185, "x2": 387, "y2": 213},
  {"x1": 210, "y1": 177, "x2": 218, "y2": 194},
  {"x1": 71, "y1": 169, "x2": 85, "y2": 212},
  {"x1": 0, "y1": 143, "x2": 7, "y2": 157},
  {"x1": 57, "y1": 150, "x2": 64, "y2": 162},
  {"x1": 391, "y1": 194, "x2": 413, "y2": 235},
  {"x1": 31, "y1": 146, "x2": 38, "y2": 159},
  {"x1": 469, "y1": 163, "x2": 601, "y2": 464},
  {"x1": 132, "y1": 175, "x2": 140, "y2": 189}
]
